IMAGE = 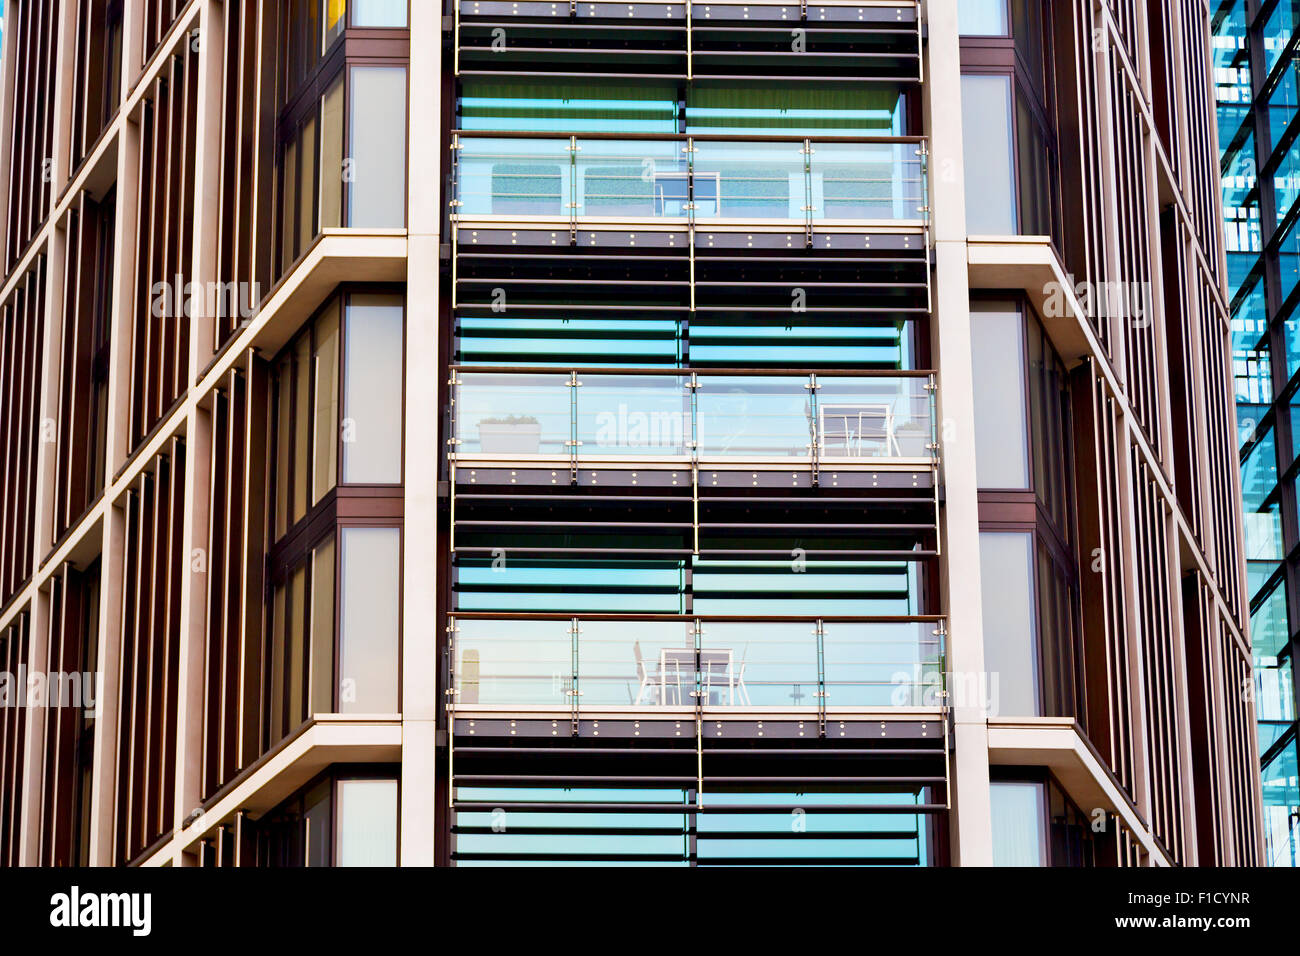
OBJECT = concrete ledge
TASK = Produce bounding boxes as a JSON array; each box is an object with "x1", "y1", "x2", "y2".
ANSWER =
[
  {"x1": 966, "y1": 235, "x2": 1096, "y2": 364},
  {"x1": 987, "y1": 717, "x2": 1171, "y2": 866},
  {"x1": 138, "y1": 716, "x2": 402, "y2": 865}
]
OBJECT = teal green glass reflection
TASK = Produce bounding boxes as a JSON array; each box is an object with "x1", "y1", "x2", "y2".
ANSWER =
[
  {"x1": 685, "y1": 85, "x2": 907, "y2": 136},
  {"x1": 453, "y1": 787, "x2": 932, "y2": 865},
  {"x1": 458, "y1": 80, "x2": 678, "y2": 133}
]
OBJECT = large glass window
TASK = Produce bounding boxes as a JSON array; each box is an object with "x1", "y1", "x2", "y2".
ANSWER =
[
  {"x1": 960, "y1": 75, "x2": 1017, "y2": 234},
  {"x1": 351, "y1": 0, "x2": 408, "y2": 27},
  {"x1": 348, "y1": 66, "x2": 408, "y2": 228},
  {"x1": 336, "y1": 778, "x2": 399, "y2": 865},
  {"x1": 959, "y1": 1, "x2": 1062, "y2": 246},
  {"x1": 973, "y1": 298, "x2": 1079, "y2": 720},
  {"x1": 277, "y1": 10, "x2": 409, "y2": 275},
  {"x1": 266, "y1": 523, "x2": 402, "y2": 741},
  {"x1": 343, "y1": 294, "x2": 404, "y2": 483},
  {"x1": 980, "y1": 532, "x2": 1039, "y2": 716},
  {"x1": 255, "y1": 773, "x2": 399, "y2": 866},
  {"x1": 990, "y1": 780, "x2": 1046, "y2": 866},
  {"x1": 272, "y1": 291, "x2": 404, "y2": 536},
  {"x1": 959, "y1": 0, "x2": 1008, "y2": 36},
  {"x1": 970, "y1": 301, "x2": 1029, "y2": 488},
  {"x1": 339, "y1": 527, "x2": 401, "y2": 713}
]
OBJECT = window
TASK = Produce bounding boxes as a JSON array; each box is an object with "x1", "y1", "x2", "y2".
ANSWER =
[
  {"x1": 337, "y1": 779, "x2": 399, "y2": 865},
  {"x1": 352, "y1": 0, "x2": 407, "y2": 27},
  {"x1": 979, "y1": 533, "x2": 1039, "y2": 715},
  {"x1": 265, "y1": 289, "x2": 405, "y2": 745},
  {"x1": 992, "y1": 774, "x2": 1101, "y2": 866},
  {"x1": 342, "y1": 293, "x2": 404, "y2": 483},
  {"x1": 272, "y1": 291, "x2": 404, "y2": 537},
  {"x1": 266, "y1": 524, "x2": 402, "y2": 741},
  {"x1": 958, "y1": 1, "x2": 1063, "y2": 246},
  {"x1": 959, "y1": 0, "x2": 1009, "y2": 37},
  {"x1": 990, "y1": 781, "x2": 1046, "y2": 865},
  {"x1": 348, "y1": 66, "x2": 408, "y2": 228},
  {"x1": 970, "y1": 301, "x2": 1029, "y2": 488},
  {"x1": 339, "y1": 527, "x2": 401, "y2": 713},
  {"x1": 973, "y1": 298, "x2": 1081, "y2": 719},
  {"x1": 255, "y1": 772, "x2": 399, "y2": 866},
  {"x1": 960, "y1": 75, "x2": 1017, "y2": 234},
  {"x1": 276, "y1": 8, "x2": 409, "y2": 274}
]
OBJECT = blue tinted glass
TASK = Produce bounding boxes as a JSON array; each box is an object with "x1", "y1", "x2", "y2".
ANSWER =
[
  {"x1": 1264, "y1": 0, "x2": 1299, "y2": 77},
  {"x1": 1280, "y1": 214, "x2": 1300, "y2": 304},
  {"x1": 1277, "y1": 138, "x2": 1300, "y2": 224},
  {"x1": 1222, "y1": 132, "x2": 1260, "y2": 298},
  {"x1": 1267, "y1": 54, "x2": 1299, "y2": 152},
  {"x1": 1215, "y1": 0, "x2": 1252, "y2": 152},
  {"x1": 1261, "y1": 736, "x2": 1299, "y2": 867},
  {"x1": 1242, "y1": 427, "x2": 1279, "y2": 514},
  {"x1": 1250, "y1": 580, "x2": 1295, "y2": 723}
]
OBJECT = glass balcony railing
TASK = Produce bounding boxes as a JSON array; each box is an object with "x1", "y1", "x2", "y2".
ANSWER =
[
  {"x1": 449, "y1": 368, "x2": 938, "y2": 463},
  {"x1": 449, "y1": 615, "x2": 947, "y2": 710},
  {"x1": 450, "y1": 133, "x2": 928, "y2": 225}
]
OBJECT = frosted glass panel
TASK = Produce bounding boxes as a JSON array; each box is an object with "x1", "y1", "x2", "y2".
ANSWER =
[
  {"x1": 337, "y1": 779, "x2": 398, "y2": 866},
  {"x1": 970, "y1": 302, "x2": 1029, "y2": 488},
  {"x1": 979, "y1": 532, "x2": 1040, "y2": 716},
  {"x1": 991, "y1": 782, "x2": 1045, "y2": 866},
  {"x1": 339, "y1": 527, "x2": 401, "y2": 712},
  {"x1": 960, "y1": 74, "x2": 1016, "y2": 233},
  {"x1": 348, "y1": 66, "x2": 407, "y2": 227},
  {"x1": 352, "y1": 0, "x2": 407, "y2": 26},
  {"x1": 343, "y1": 294, "x2": 404, "y2": 483}
]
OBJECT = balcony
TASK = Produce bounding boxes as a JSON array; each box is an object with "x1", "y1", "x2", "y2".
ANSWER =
[
  {"x1": 448, "y1": 613, "x2": 946, "y2": 717},
  {"x1": 450, "y1": 132, "x2": 928, "y2": 231},
  {"x1": 452, "y1": 0, "x2": 923, "y2": 83},
  {"x1": 449, "y1": 367, "x2": 937, "y2": 467},
  {"x1": 446, "y1": 612, "x2": 951, "y2": 859}
]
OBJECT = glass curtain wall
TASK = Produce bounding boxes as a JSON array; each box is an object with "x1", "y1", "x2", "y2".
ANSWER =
[{"x1": 1215, "y1": 0, "x2": 1300, "y2": 866}]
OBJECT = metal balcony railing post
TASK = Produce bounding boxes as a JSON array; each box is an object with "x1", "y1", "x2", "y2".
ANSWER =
[
  {"x1": 566, "y1": 370, "x2": 581, "y2": 483},
  {"x1": 925, "y1": 372, "x2": 940, "y2": 556},
  {"x1": 684, "y1": 137, "x2": 696, "y2": 229},
  {"x1": 806, "y1": 372, "x2": 820, "y2": 486},
  {"x1": 801, "y1": 138, "x2": 814, "y2": 246},
  {"x1": 934, "y1": 619, "x2": 949, "y2": 709},
  {"x1": 686, "y1": 0, "x2": 694, "y2": 81},
  {"x1": 916, "y1": 141, "x2": 930, "y2": 222},
  {"x1": 815, "y1": 618, "x2": 826, "y2": 737},
  {"x1": 567, "y1": 136, "x2": 579, "y2": 243},
  {"x1": 689, "y1": 371, "x2": 700, "y2": 554},
  {"x1": 569, "y1": 617, "x2": 581, "y2": 735},
  {"x1": 445, "y1": 617, "x2": 458, "y2": 713}
]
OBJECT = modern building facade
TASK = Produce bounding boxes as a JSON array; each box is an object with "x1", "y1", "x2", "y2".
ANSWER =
[
  {"x1": 1215, "y1": 0, "x2": 1300, "y2": 867},
  {"x1": 0, "y1": 0, "x2": 1264, "y2": 866}
]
